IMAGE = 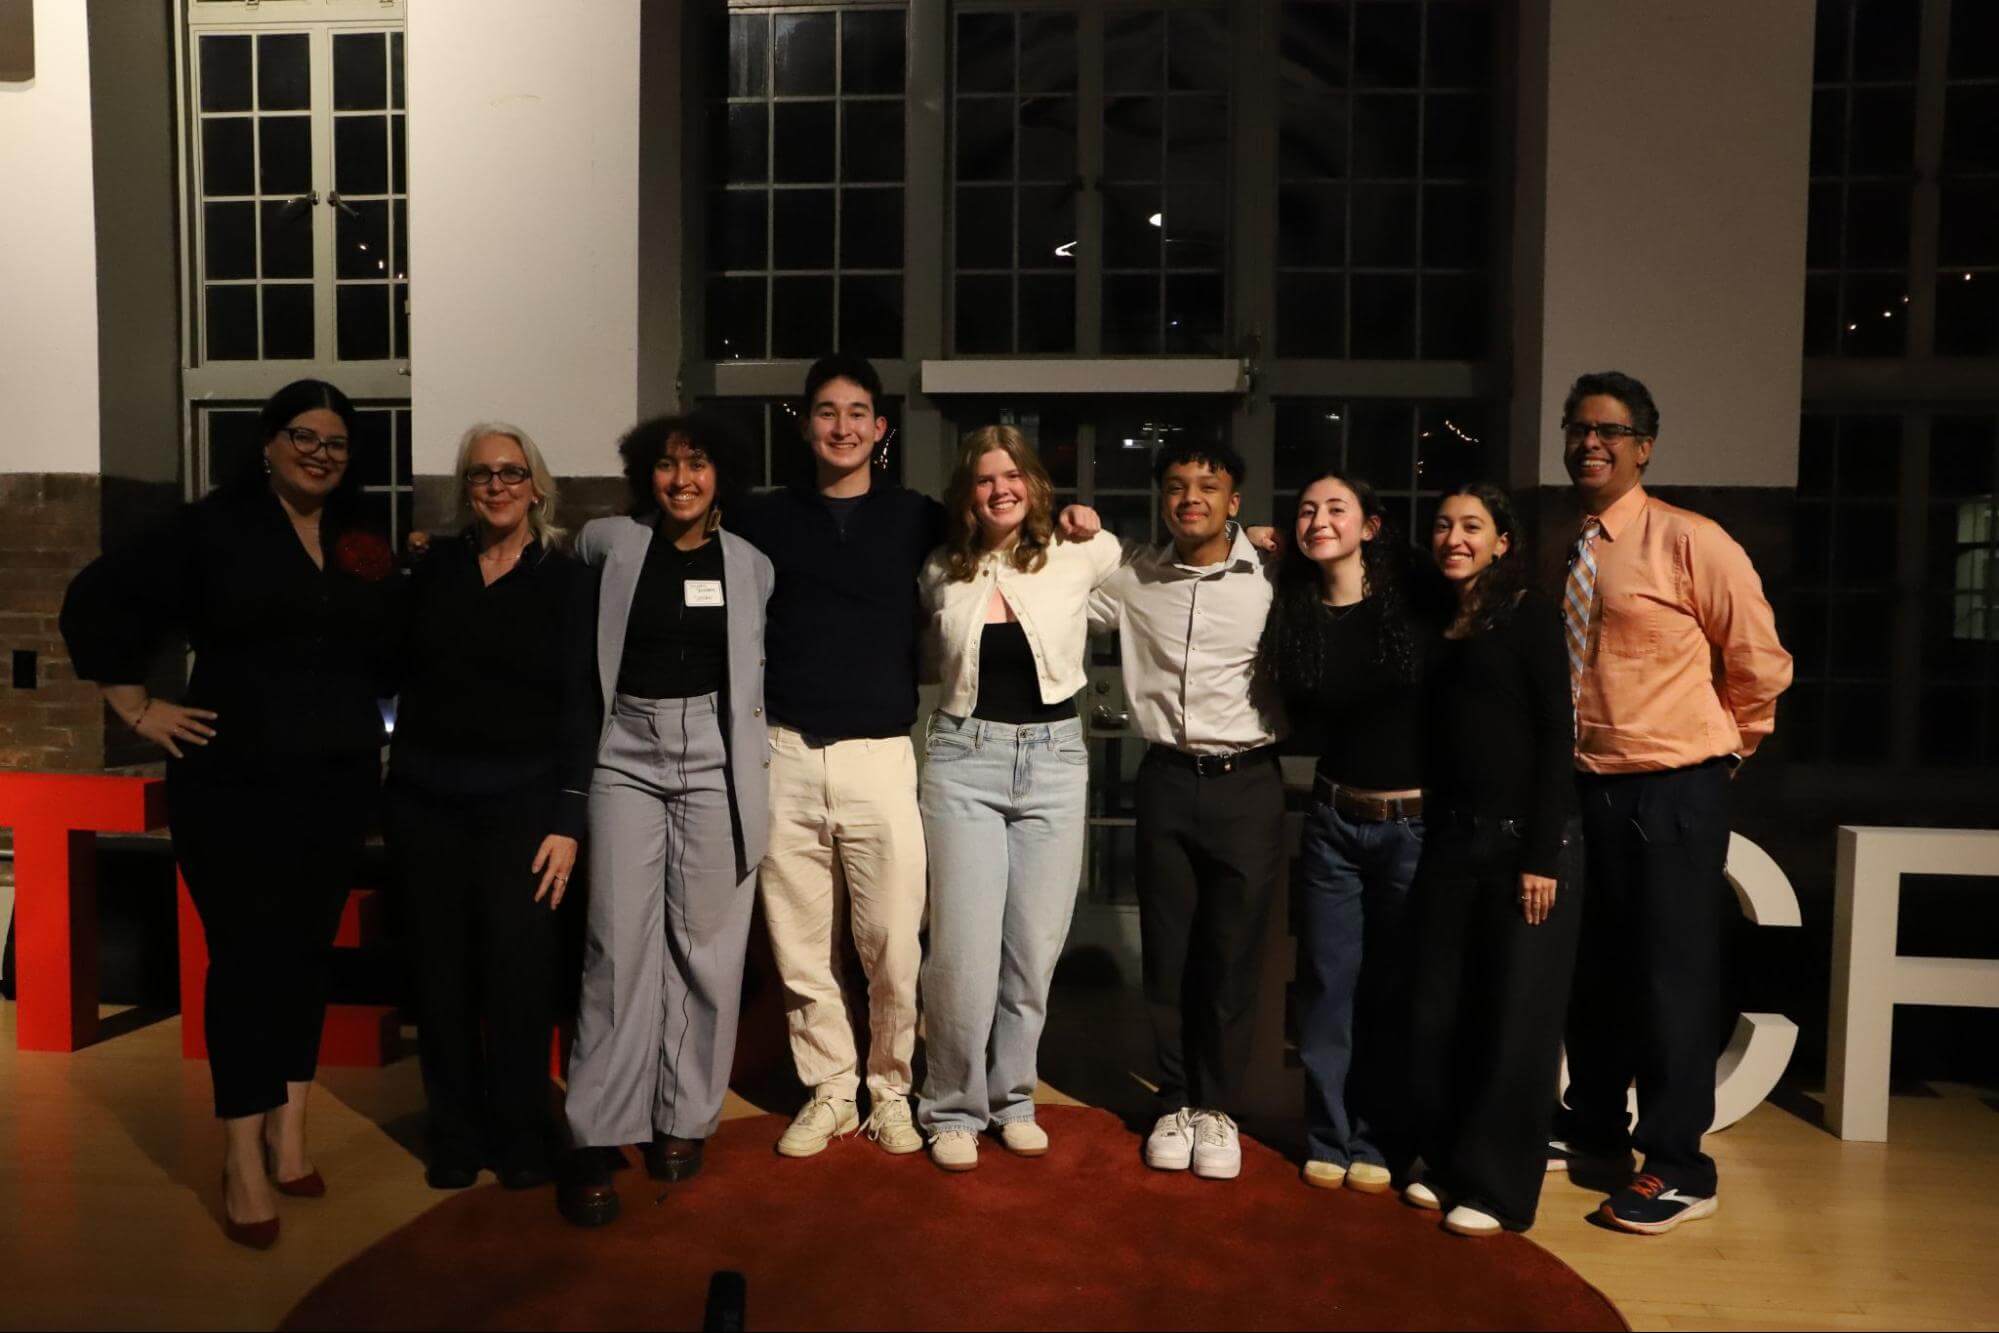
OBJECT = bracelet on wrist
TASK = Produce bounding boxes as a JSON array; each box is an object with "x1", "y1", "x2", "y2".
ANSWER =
[{"x1": 131, "y1": 698, "x2": 154, "y2": 731}]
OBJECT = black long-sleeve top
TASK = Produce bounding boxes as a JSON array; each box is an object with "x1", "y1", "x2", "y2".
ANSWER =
[
  {"x1": 616, "y1": 534, "x2": 726, "y2": 699},
  {"x1": 1285, "y1": 598, "x2": 1430, "y2": 792},
  {"x1": 59, "y1": 481, "x2": 401, "y2": 773},
  {"x1": 1422, "y1": 591, "x2": 1577, "y2": 878},
  {"x1": 727, "y1": 483, "x2": 947, "y2": 739},
  {"x1": 388, "y1": 530, "x2": 600, "y2": 840}
]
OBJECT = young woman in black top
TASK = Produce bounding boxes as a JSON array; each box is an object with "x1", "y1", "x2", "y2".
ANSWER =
[
  {"x1": 59, "y1": 380, "x2": 399, "y2": 1249},
  {"x1": 386, "y1": 422, "x2": 597, "y2": 1192},
  {"x1": 1259, "y1": 471, "x2": 1430, "y2": 1195},
  {"x1": 1402, "y1": 481, "x2": 1581, "y2": 1237}
]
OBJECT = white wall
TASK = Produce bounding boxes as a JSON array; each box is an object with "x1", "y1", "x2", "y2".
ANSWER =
[
  {"x1": 406, "y1": 0, "x2": 643, "y2": 478},
  {"x1": 0, "y1": 0, "x2": 99, "y2": 475},
  {"x1": 1530, "y1": 0, "x2": 1815, "y2": 488}
]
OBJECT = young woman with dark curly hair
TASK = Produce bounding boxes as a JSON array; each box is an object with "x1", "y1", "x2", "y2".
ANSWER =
[
  {"x1": 555, "y1": 411, "x2": 775, "y2": 1227},
  {"x1": 1257, "y1": 470, "x2": 1434, "y2": 1196}
]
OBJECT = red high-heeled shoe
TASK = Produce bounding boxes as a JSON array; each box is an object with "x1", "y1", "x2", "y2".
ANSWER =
[
  {"x1": 221, "y1": 1172, "x2": 280, "y2": 1250},
  {"x1": 265, "y1": 1143, "x2": 326, "y2": 1198}
]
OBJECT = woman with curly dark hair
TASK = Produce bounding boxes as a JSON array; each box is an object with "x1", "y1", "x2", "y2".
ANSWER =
[
  {"x1": 1258, "y1": 470, "x2": 1434, "y2": 1197},
  {"x1": 59, "y1": 379, "x2": 400, "y2": 1249},
  {"x1": 556, "y1": 411, "x2": 775, "y2": 1226},
  {"x1": 1400, "y1": 481, "x2": 1580, "y2": 1237}
]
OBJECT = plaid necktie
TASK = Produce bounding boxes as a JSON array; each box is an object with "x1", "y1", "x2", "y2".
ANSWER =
[{"x1": 1563, "y1": 518, "x2": 1602, "y2": 716}]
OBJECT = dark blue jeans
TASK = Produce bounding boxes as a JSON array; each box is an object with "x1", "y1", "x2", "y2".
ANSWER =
[{"x1": 1295, "y1": 803, "x2": 1425, "y2": 1168}]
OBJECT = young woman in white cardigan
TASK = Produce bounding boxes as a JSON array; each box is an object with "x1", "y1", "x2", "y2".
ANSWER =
[{"x1": 915, "y1": 425, "x2": 1121, "y2": 1172}]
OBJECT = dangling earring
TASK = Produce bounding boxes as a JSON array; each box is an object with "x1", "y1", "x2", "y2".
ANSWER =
[
  {"x1": 704, "y1": 505, "x2": 723, "y2": 535},
  {"x1": 262, "y1": 452, "x2": 274, "y2": 476}
]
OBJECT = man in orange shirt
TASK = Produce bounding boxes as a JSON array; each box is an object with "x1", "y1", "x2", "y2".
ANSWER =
[{"x1": 1548, "y1": 371, "x2": 1792, "y2": 1236}]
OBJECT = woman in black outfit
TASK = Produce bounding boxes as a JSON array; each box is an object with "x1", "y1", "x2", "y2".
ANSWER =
[
  {"x1": 59, "y1": 380, "x2": 399, "y2": 1249},
  {"x1": 387, "y1": 422, "x2": 597, "y2": 1192},
  {"x1": 1259, "y1": 471, "x2": 1432, "y2": 1195},
  {"x1": 1402, "y1": 481, "x2": 1582, "y2": 1237}
]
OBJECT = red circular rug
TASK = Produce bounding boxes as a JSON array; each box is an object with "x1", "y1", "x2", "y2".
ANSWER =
[{"x1": 281, "y1": 1105, "x2": 1626, "y2": 1331}]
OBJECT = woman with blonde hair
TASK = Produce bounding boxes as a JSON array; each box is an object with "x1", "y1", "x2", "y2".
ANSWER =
[
  {"x1": 386, "y1": 420, "x2": 597, "y2": 1193},
  {"x1": 915, "y1": 425, "x2": 1121, "y2": 1171}
]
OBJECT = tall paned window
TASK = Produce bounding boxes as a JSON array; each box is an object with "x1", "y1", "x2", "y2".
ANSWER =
[
  {"x1": 1270, "y1": 399, "x2": 1487, "y2": 541},
  {"x1": 953, "y1": 10, "x2": 1081, "y2": 354},
  {"x1": 1937, "y1": 4, "x2": 1999, "y2": 354},
  {"x1": 185, "y1": 2, "x2": 412, "y2": 542},
  {"x1": 1100, "y1": 7, "x2": 1230, "y2": 355},
  {"x1": 1275, "y1": 0, "x2": 1493, "y2": 359},
  {"x1": 708, "y1": 7, "x2": 909, "y2": 360},
  {"x1": 1800, "y1": 0, "x2": 1999, "y2": 773},
  {"x1": 1805, "y1": 0, "x2": 1917, "y2": 355}
]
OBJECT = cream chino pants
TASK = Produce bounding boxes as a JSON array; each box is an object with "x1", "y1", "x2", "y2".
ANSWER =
[{"x1": 759, "y1": 726, "x2": 927, "y2": 1102}]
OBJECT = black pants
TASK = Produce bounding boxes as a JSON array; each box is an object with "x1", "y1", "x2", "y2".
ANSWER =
[
  {"x1": 1133, "y1": 750, "x2": 1286, "y2": 1116},
  {"x1": 1407, "y1": 820, "x2": 1583, "y2": 1230},
  {"x1": 384, "y1": 779, "x2": 560, "y2": 1173},
  {"x1": 1559, "y1": 762, "x2": 1730, "y2": 1195},
  {"x1": 168, "y1": 752, "x2": 379, "y2": 1120}
]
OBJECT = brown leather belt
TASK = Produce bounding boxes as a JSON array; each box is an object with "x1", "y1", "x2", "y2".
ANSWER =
[{"x1": 1313, "y1": 773, "x2": 1423, "y2": 823}]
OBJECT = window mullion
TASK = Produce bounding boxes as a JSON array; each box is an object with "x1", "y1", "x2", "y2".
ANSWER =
[{"x1": 1893, "y1": 412, "x2": 1932, "y2": 766}]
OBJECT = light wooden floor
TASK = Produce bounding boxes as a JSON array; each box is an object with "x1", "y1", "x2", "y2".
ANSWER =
[{"x1": 1, "y1": 1005, "x2": 1995, "y2": 1332}]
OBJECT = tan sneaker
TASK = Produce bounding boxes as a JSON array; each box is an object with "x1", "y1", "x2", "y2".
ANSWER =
[
  {"x1": 997, "y1": 1119, "x2": 1049, "y2": 1157},
  {"x1": 1444, "y1": 1204, "x2": 1502, "y2": 1236},
  {"x1": 1302, "y1": 1160, "x2": 1347, "y2": 1190},
  {"x1": 776, "y1": 1096, "x2": 859, "y2": 1158},
  {"x1": 929, "y1": 1130, "x2": 979, "y2": 1172},
  {"x1": 1345, "y1": 1161, "x2": 1392, "y2": 1194},
  {"x1": 862, "y1": 1094, "x2": 924, "y2": 1155},
  {"x1": 1403, "y1": 1179, "x2": 1442, "y2": 1210}
]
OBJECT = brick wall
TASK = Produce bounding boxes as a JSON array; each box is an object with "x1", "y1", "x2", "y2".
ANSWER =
[{"x1": 0, "y1": 474, "x2": 110, "y2": 773}]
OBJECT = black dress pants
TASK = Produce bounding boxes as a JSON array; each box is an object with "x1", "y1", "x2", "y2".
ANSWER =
[
  {"x1": 168, "y1": 752, "x2": 379, "y2": 1120},
  {"x1": 1133, "y1": 750, "x2": 1286, "y2": 1116},
  {"x1": 384, "y1": 779, "x2": 560, "y2": 1172},
  {"x1": 1559, "y1": 761, "x2": 1731, "y2": 1195},
  {"x1": 1406, "y1": 820, "x2": 1583, "y2": 1230}
]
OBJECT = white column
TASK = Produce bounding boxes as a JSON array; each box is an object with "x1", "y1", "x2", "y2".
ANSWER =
[
  {"x1": 1515, "y1": 0, "x2": 1815, "y2": 489},
  {"x1": 405, "y1": 0, "x2": 642, "y2": 478},
  {"x1": 0, "y1": 0, "x2": 100, "y2": 474}
]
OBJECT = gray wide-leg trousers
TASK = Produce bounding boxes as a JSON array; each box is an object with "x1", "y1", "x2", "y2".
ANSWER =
[{"x1": 565, "y1": 692, "x2": 755, "y2": 1146}]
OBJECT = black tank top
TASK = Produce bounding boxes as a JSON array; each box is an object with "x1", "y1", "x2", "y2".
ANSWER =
[{"x1": 971, "y1": 621, "x2": 1076, "y2": 724}]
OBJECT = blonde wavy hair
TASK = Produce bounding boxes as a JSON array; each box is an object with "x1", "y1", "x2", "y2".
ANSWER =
[
  {"x1": 452, "y1": 421, "x2": 566, "y2": 550},
  {"x1": 941, "y1": 424, "x2": 1056, "y2": 582}
]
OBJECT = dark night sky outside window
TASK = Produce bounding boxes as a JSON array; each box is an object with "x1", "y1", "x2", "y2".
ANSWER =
[
  {"x1": 1270, "y1": 397, "x2": 1487, "y2": 543},
  {"x1": 708, "y1": 8, "x2": 908, "y2": 360},
  {"x1": 1275, "y1": 0, "x2": 1493, "y2": 359},
  {"x1": 1936, "y1": 2, "x2": 1999, "y2": 354}
]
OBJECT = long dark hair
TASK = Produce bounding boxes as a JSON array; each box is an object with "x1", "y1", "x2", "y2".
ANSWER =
[
  {"x1": 1439, "y1": 481, "x2": 1528, "y2": 632},
  {"x1": 1258, "y1": 471, "x2": 1417, "y2": 695}
]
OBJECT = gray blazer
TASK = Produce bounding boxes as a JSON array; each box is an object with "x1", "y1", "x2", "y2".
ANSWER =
[{"x1": 576, "y1": 514, "x2": 775, "y2": 878}]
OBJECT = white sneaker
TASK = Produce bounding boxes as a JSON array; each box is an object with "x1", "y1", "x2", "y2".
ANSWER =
[
  {"x1": 929, "y1": 1130, "x2": 979, "y2": 1172},
  {"x1": 1345, "y1": 1160, "x2": 1392, "y2": 1194},
  {"x1": 1189, "y1": 1110, "x2": 1242, "y2": 1180},
  {"x1": 1444, "y1": 1203, "x2": 1502, "y2": 1236},
  {"x1": 776, "y1": 1096, "x2": 859, "y2": 1158},
  {"x1": 1144, "y1": 1108, "x2": 1195, "y2": 1171},
  {"x1": 861, "y1": 1094, "x2": 924, "y2": 1155},
  {"x1": 1403, "y1": 1179, "x2": 1442, "y2": 1210},
  {"x1": 1302, "y1": 1160, "x2": 1347, "y2": 1190},
  {"x1": 997, "y1": 1119, "x2": 1049, "y2": 1157}
]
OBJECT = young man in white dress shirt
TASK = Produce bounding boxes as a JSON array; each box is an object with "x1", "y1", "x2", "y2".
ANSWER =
[{"x1": 1086, "y1": 440, "x2": 1284, "y2": 1180}]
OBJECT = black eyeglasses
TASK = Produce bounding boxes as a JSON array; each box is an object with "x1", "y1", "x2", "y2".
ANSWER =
[
  {"x1": 1561, "y1": 421, "x2": 1647, "y2": 445},
  {"x1": 464, "y1": 464, "x2": 532, "y2": 487},
  {"x1": 282, "y1": 426, "x2": 351, "y2": 459}
]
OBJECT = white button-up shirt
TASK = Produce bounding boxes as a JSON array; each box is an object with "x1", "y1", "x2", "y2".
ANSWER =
[
  {"x1": 921, "y1": 531, "x2": 1123, "y2": 718},
  {"x1": 1087, "y1": 524, "x2": 1283, "y2": 754}
]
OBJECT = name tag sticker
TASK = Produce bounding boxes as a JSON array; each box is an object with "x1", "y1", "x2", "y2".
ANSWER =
[{"x1": 685, "y1": 579, "x2": 725, "y2": 608}]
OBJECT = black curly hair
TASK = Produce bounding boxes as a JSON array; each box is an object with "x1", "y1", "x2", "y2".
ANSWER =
[
  {"x1": 1436, "y1": 481, "x2": 1528, "y2": 633},
  {"x1": 616, "y1": 409, "x2": 751, "y2": 521},
  {"x1": 1258, "y1": 471, "x2": 1418, "y2": 698}
]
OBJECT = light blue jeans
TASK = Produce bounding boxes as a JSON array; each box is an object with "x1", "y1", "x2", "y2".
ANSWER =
[{"x1": 917, "y1": 712, "x2": 1090, "y2": 1135}]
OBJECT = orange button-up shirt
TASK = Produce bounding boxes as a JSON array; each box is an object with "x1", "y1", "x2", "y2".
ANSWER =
[{"x1": 1573, "y1": 486, "x2": 1793, "y2": 774}]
